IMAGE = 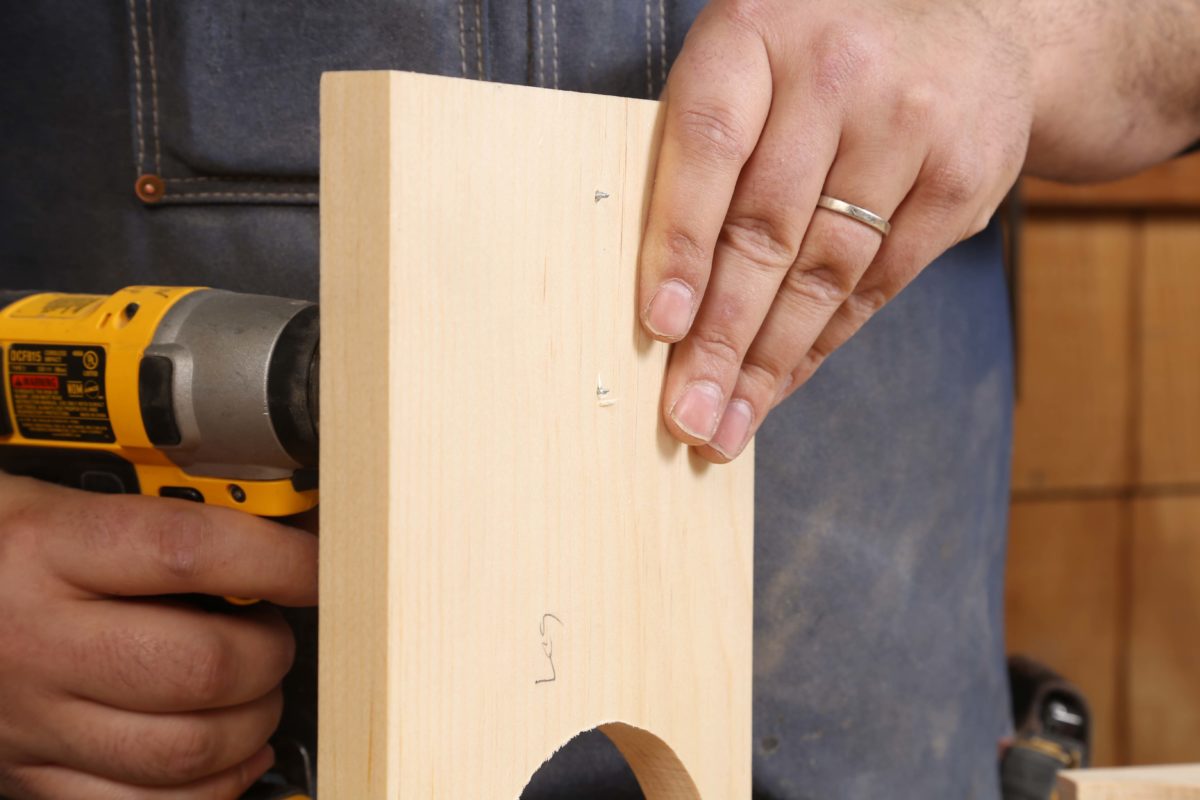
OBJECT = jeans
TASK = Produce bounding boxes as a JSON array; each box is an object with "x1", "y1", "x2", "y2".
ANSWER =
[{"x1": 0, "y1": 2, "x2": 1012, "y2": 797}]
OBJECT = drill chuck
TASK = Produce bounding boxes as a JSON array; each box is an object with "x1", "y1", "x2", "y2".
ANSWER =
[{"x1": 141, "y1": 289, "x2": 319, "y2": 478}]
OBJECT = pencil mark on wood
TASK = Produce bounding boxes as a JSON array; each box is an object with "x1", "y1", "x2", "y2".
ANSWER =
[{"x1": 536, "y1": 613, "x2": 564, "y2": 685}]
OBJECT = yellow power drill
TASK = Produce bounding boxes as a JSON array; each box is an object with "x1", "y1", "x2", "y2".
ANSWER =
[
  {"x1": 0, "y1": 286, "x2": 319, "y2": 516},
  {"x1": 0, "y1": 286, "x2": 318, "y2": 799}
]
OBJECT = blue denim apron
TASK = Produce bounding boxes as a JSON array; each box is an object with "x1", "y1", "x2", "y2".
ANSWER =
[{"x1": 0, "y1": 2, "x2": 1012, "y2": 797}]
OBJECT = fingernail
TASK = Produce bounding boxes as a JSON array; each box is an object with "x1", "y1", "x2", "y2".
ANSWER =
[
  {"x1": 669, "y1": 380, "x2": 723, "y2": 441},
  {"x1": 710, "y1": 399, "x2": 753, "y2": 459},
  {"x1": 643, "y1": 279, "x2": 695, "y2": 340}
]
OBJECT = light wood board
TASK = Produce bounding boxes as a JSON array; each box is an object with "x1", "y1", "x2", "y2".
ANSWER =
[
  {"x1": 319, "y1": 71, "x2": 754, "y2": 798},
  {"x1": 1059, "y1": 764, "x2": 1200, "y2": 799}
]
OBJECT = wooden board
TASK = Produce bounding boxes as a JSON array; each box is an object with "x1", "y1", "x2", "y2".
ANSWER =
[
  {"x1": 1023, "y1": 153, "x2": 1200, "y2": 209},
  {"x1": 1005, "y1": 499, "x2": 1123, "y2": 766},
  {"x1": 1138, "y1": 218, "x2": 1200, "y2": 485},
  {"x1": 1059, "y1": 764, "x2": 1200, "y2": 799},
  {"x1": 318, "y1": 71, "x2": 755, "y2": 799},
  {"x1": 1012, "y1": 218, "x2": 1135, "y2": 492},
  {"x1": 1129, "y1": 498, "x2": 1200, "y2": 766}
]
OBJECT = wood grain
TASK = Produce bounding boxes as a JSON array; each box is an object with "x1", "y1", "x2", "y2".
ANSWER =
[
  {"x1": 1023, "y1": 154, "x2": 1200, "y2": 209},
  {"x1": 1012, "y1": 218, "x2": 1135, "y2": 491},
  {"x1": 1129, "y1": 498, "x2": 1200, "y2": 766},
  {"x1": 1059, "y1": 764, "x2": 1200, "y2": 800},
  {"x1": 1005, "y1": 499, "x2": 1123, "y2": 766},
  {"x1": 1138, "y1": 218, "x2": 1200, "y2": 485},
  {"x1": 319, "y1": 71, "x2": 754, "y2": 799}
]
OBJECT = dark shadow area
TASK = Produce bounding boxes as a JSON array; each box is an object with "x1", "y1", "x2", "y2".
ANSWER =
[{"x1": 520, "y1": 729, "x2": 645, "y2": 800}]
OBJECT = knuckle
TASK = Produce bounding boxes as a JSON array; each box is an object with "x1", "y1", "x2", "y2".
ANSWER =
[
  {"x1": 926, "y1": 158, "x2": 983, "y2": 208},
  {"x1": 155, "y1": 721, "x2": 219, "y2": 782},
  {"x1": 662, "y1": 226, "x2": 709, "y2": 270},
  {"x1": 738, "y1": 358, "x2": 786, "y2": 399},
  {"x1": 810, "y1": 25, "x2": 878, "y2": 99},
  {"x1": 792, "y1": 348, "x2": 827, "y2": 386},
  {"x1": 784, "y1": 258, "x2": 856, "y2": 307},
  {"x1": 891, "y1": 83, "x2": 937, "y2": 134},
  {"x1": 721, "y1": 215, "x2": 800, "y2": 270},
  {"x1": 153, "y1": 507, "x2": 212, "y2": 580},
  {"x1": 808, "y1": 336, "x2": 838, "y2": 366},
  {"x1": 845, "y1": 285, "x2": 890, "y2": 318},
  {"x1": 691, "y1": 326, "x2": 744, "y2": 368},
  {"x1": 676, "y1": 105, "x2": 753, "y2": 165}
]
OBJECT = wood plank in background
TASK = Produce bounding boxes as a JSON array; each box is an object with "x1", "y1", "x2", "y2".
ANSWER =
[
  {"x1": 1129, "y1": 497, "x2": 1200, "y2": 766},
  {"x1": 1012, "y1": 219, "x2": 1135, "y2": 492},
  {"x1": 320, "y1": 71, "x2": 755, "y2": 799},
  {"x1": 1005, "y1": 499, "x2": 1123, "y2": 766},
  {"x1": 1138, "y1": 219, "x2": 1200, "y2": 485},
  {"x1": 1023, "y1": 154, "x2": 1200, "y2": 209}
]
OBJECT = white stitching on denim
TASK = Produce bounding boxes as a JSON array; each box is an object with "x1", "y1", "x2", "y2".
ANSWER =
[
  {"x1": 127, "y1": 0, "x2": 145, "y2": 173},
  {"x1": 146, "y1": 0, "x2": 162, "y2": 174},
  {"x1": 644, "y1": 0, "x2": 652, "y2": 98},
  {"x1": 458, "y1": 0, "x2": 468, "y2": 77},
  {"x1": 535, "y1": 0, "x2": 545, "y2": 87},
  {"x1": 129, "y1": 3, "x2": 323, "y2": 200},
  {"x1": 164, "y1": 176, "x2": 315, "y2": 184},
  {"x1": 165, "y1": 192, "x2": 318, "y2": 200},
  {"x1": 658, "y1": 0, "x2": 666, "y2": 94},
  {"x1": 550, "y1": 0, "x2": 558, "y2": 89},
  {"x1": 474, "y1": 0, "x2": 484, "y2": 80}
]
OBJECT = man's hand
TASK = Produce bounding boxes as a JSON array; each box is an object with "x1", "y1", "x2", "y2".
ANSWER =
[
  {"x1": 643, "y1": 0, "x2": 1200, "y2": 461},
  {"x1": 0, "y1": 474, "x2": 318, "y2": 799},
  {"x1": 640, "y1": 0, "x2": 1034, "y2": 462}
]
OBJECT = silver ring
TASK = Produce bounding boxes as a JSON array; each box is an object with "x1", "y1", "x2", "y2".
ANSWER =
[{"x1": 816, "y1": 195, "x2": 891, "y2": 236}]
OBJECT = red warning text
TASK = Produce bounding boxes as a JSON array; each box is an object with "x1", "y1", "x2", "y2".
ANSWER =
[{"x1": 11, "y1": 375, "x2": 59, "y2": 390}]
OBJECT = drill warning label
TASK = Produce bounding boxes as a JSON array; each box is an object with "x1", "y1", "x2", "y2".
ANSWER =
[{"x1": 7, "y1": 343, "x2": 115, "y2": 443}]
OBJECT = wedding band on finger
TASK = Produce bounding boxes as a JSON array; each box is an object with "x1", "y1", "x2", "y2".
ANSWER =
[{"x1": 816, "y1": 195, "x2": 892, "y2": 237}]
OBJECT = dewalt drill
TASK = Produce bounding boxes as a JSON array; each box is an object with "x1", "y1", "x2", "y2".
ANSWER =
[
  {"x1": 0, "y1": 286, "x2": 319, "y2": 799},
  {"x1": 0, "y1": 286, "x2": 319, "y2": 516}
]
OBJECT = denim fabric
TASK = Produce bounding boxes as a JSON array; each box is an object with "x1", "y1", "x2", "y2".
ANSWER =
[{"x1": 0, "y1": 2, "x2": 1011, "y2": 798}]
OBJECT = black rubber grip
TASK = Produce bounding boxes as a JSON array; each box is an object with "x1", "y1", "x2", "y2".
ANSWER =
[
  {"x1": 0, "y1": 445, "x2": 140, "y2": 493},
  {"x1": 138, "y1": 355, "x2": 182, "y2": 446}
]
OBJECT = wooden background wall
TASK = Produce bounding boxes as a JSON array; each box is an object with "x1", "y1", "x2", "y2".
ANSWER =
[{"x1": 1006, "y1": 153, "x2": 1200, "y2": 766}]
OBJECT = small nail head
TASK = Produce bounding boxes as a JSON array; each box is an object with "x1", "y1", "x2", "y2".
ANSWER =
[{"x1": 596, "y1": 374, "x2": 616, "y2": 407}]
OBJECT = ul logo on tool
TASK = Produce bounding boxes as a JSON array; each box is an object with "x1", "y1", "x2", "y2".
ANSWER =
[{"x1": 82, "y1": 351, "x2": 99, "y2": 370}]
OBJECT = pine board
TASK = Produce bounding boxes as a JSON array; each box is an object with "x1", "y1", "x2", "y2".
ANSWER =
[
  {"x1": 1059, "y1": 764, "x2": 1200, "y2": 799},
  {"x1": 318, "y1": 71, "x2": 754, "y2": 799}
]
